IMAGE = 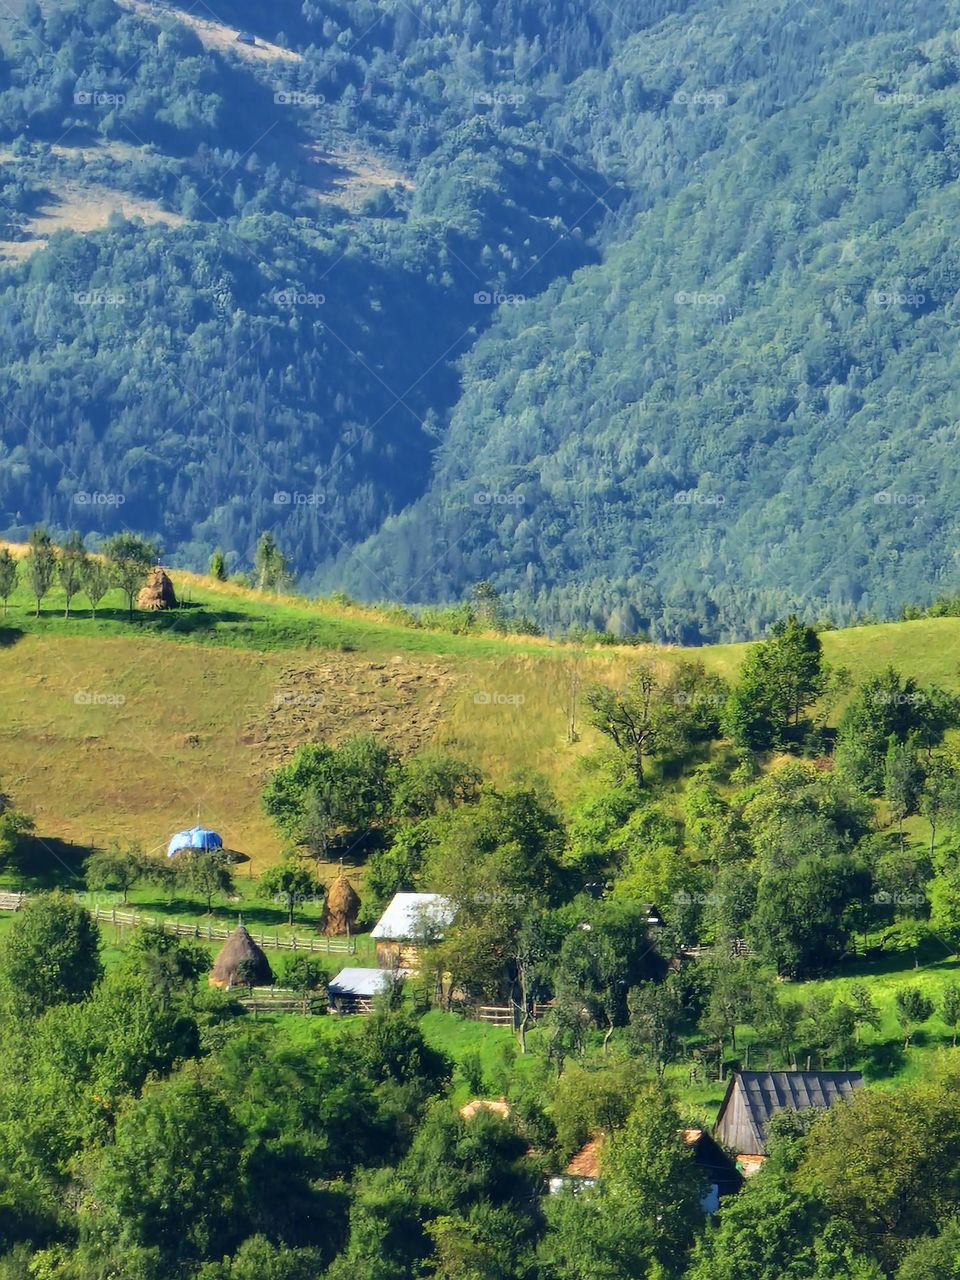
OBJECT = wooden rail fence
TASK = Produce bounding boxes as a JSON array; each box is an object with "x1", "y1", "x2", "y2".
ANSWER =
[
  {"x1": 88, "y1": 906, "x2": 357, "y2": 954},
  {"x1": 237, "y1": 987, "x2": 327, "y2": 1015},
  {"x1": 0, "y1": 892, "x2": 355, "y2": 954},
  {"x1": 469, "y1": 1000, "x2": 555, "y2": 1026}
]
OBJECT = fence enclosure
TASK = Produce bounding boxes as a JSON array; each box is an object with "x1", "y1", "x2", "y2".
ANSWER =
[{"x1": 87, "y1": 905, "x2": 357, "y2": 954}]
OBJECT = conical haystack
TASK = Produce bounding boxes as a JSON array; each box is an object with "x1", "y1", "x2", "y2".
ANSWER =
[
  {"x1": 137, "y1": 567, "x2": 178, "y2": 611},
  {"x1": 321, "y1": 873, "x2": 360, "y2": 937},
  {"x1": 209, "y1": 922, "x2": 273, "y2": 989}
]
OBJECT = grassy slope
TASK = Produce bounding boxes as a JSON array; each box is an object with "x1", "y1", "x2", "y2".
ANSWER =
[
  {"x1": 3, "y1": 577, "x2": 960, "y2": 1104},
  {"x1": 2, "y1": 552, "x2": 959, "y2": 868}
]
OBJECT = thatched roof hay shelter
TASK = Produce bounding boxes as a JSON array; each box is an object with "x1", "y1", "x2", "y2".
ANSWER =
[
  {"x1": 321, "y1": 873, "x2": 360, "y2": 937},
  {"x1": 209, "y1": 922, "x2": 273, "y2": 989},
  {"x1": 137, "y1": 567, "x2": 178, "y2": 611}
]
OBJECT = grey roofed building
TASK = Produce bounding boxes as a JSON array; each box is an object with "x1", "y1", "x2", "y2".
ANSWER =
[
  {"x1": 714, "y1": 1070, "x2": 864, "y2": 1157},
  {"x1": 370, "y1": 892, "x2": 454, "y2": 941},
  {"x1": 328, "y1": 967, "x2": 407, "y2": 997},
  {"x1": 327, "y1": 966, "x2": 410, "y2": 1014}
]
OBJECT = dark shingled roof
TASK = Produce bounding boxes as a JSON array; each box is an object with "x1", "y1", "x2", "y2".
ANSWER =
[{"x1": 715, "y1": 1070, "x2": 864, "y2": 1156}]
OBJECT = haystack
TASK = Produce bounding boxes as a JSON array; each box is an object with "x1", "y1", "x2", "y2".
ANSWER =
[
  {"x1": 209, "y1": 922, "x2": 273, "y2": 989},
  {"x1": 321, "y1": 873, "x2": 360, "y2": 937},
  {"x1": 137, "y1": 567, "x2": 177, "y2": 611}
]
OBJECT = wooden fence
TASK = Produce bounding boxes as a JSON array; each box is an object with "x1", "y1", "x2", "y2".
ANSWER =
[
  {"x1": 681, "y1": 939, "x2": 753, "y2": 959},
  {"x1": 88, "y1": 906, "x2": 357, "y2": 954},
  {"x1": 468, "y1": 1000, "x2": 555, "y2": 1027},
  {"x1": 237, "y1": 987, "x2": 326, "y2": 1015},
  {"x1": 0, "y1": 892, "x2": 356, "y2": 954}
]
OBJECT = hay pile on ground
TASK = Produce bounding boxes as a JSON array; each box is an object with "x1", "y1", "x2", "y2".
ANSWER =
[
  {"x1": 321, "y1": 873, "x2": 360, "y2": 937},
  {"x1": 138, "y1": 567, "x2": 178, "y2": 610},
  {"x1": 209, "y1": 922, "x2": 273, "y2": 989}
]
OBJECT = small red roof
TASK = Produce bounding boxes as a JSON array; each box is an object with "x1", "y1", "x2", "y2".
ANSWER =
[{"x1": 564, "y1": 1135, "x2": 604, "y2": 1179}]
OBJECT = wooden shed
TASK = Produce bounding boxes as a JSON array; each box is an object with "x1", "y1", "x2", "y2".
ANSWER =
[
  {"x1": 370, "y1": 892, "x2": 454, "y2": 971},
  {"x1": 714, "y1": 1070, "x2": 864, "y2": 1159},
  {"x1": 327, "y1": 966, "x2": 408, "y2": 1015}
]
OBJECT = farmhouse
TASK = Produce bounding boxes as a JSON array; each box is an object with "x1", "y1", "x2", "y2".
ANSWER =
[
  {"x1": 327, "y1": 966, "x2": 408, "y2": 1014},
  {"x1": 714, "y1": 1070, "x2": 864, "y2": 1168},
  {"x1": 547, "y1": 1134, "x2": 604, "y2": 1195},
  {"x1": 370, "y1": 892, "x2": 454, "y2": 970}
]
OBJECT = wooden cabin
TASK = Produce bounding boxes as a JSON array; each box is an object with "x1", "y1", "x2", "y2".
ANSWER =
[
  {"x1": 714, "y1": 1070, "x2": 864, "y2": 1171},
  {"x1": 370, "y1": 892, "x2": 454, "y2": 971}
]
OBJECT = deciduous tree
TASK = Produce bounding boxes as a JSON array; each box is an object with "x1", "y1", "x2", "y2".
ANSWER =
[
  {"x1": 0, "y1": 892, "x2": 102, "y2": 1018},
  {"x1": 102, "y1": 533, "x2": 157, "y2": 620},
  {"x1": 58, "y1": 530, "x2": 88, "y2": 618},
  {"x1": 259, "y1": 859, "x2": 319, "y2": 926},
  {"x1": 894, "y1": 986, "x2": 933, "y2": 1048},
  {"x1": 0, "y1": 548, "x2": 17, "y2": 615},
  {"x1": 23, "y1": 525, "x2": 56, "y2": 617}
]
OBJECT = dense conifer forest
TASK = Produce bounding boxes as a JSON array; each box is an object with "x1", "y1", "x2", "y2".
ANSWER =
[{"x1": 3, "y1": 0, "x2": 960, "y2": 637}]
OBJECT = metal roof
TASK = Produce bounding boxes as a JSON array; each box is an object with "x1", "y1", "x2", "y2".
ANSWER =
[
  {"x1": 370, "y1": 892, "x2": 454, "y2": 940},
  {"x1": 716, "y1": 1071, "x2": 864, "y2": 1155},
  {"x1": 327, "y1": 967, "x2": 409, "y2": 997}
]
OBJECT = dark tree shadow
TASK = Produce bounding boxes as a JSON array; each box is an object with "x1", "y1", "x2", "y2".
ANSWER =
[
  {"x1": 15, "y1": 835, "x2": 93, "y2": 887},
  {"x1": 860, "y1": 1039, "x2": 907, "y2": 1078}
]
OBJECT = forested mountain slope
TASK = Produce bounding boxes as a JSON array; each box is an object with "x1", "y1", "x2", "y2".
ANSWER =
[
  {"x1": 3, "y1": 0, "x2": 960, "y2": 638},
  {"x1": 343, "y1": 0, "x2": 960, "y2": 638}
]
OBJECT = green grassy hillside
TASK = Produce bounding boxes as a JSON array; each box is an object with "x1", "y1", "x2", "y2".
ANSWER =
[{"x1": 2, "y1": 550, "x2": 958, "y2": 872}]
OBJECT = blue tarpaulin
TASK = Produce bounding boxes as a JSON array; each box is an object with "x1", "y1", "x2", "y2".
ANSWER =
[{"x1": 166, "y1": 826, "x2": 224, "y2": 858}]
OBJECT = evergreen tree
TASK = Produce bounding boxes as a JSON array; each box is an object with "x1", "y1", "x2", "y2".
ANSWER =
[
  {"x1": 254, "y1": 532, "x2": 291, "y2": 592},
  {"x1": 209, "y1": 547, "x2": 228, "y2": 581}
]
